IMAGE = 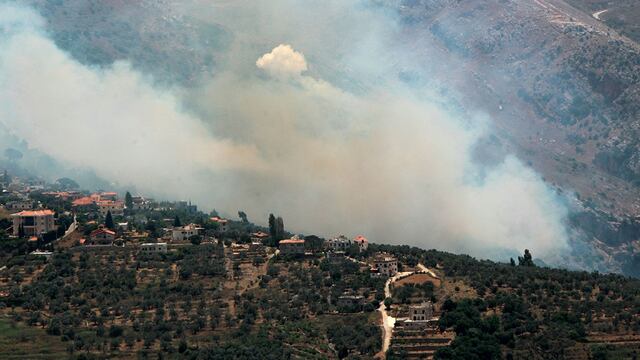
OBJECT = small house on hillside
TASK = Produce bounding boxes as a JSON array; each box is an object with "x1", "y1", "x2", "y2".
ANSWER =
[
  {"x1": 140, "y1": 242, "x2": 168, "y2": 255},
  {"x1": 326, "y1": 235, "x2": 351, "y2": 252},
  {"x1": 353, "y1": 235, "x2": 369, "y2": 252},
  {"x1": 88, "y1": 227, "x2": 116, "y2": 245},
  {"x1": 370, "y1": 254, "x2": 398, "y2": 277},
  {"x1": 279, "y1": 238, "x2": 305, "y2": 256},
  {"x1": 171, "y1": 224, "x2": 203, "y2": 242}
]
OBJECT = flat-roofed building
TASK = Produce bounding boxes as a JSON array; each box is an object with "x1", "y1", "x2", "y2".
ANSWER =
[
  {"x1": 140, "y1": 242, "x2": 168, "y2": 255},
  {"x1": 410, "y1": 301, "x2": 434, "y2": 322},
  {"x1": 171, "y1": 224, "x2": 203, "y2": 242},
  {"x1": 371, "y1": 254, "x2": 398, "y2": 277},
  {"x1": 326, "y1": 235, "x2": 351, "y2": 252}
]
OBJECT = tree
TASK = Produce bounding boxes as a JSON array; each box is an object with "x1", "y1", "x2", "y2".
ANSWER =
[
  {"x1": 268, "y1": 214, "x2": 276, "y2": 239},
  {"x1": 276, "y1": 217, "x2": 285, "y2": 241},
  {"x1": 173, "y1": 215, "x2": 182, "y2": 227},
  {"x1": 105, "y1": 211, "x2": 114, "y2": 230},
  {"x1": 125, "y1": 192, "x2": 133, "y2": 209},
  {"x1": 189, "y1": 235, "x2": 202, "y2": 246},
  {"x1": 518, "y1": 249, "x2": 535, "y2": 267},
  {"x1": 510, "y1": 258, "x2": 516, "y2": 267},
  {"x1": 238, "y1": 211, "x2": 248, "y2": 223},
  {"x1": 384, "y1": 298, "x2": 392, "y2": 309}
]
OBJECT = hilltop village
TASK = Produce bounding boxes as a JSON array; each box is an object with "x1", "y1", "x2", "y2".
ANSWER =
[{"x1": 0, "y1": 171, "x2": 639, "y2": 359}]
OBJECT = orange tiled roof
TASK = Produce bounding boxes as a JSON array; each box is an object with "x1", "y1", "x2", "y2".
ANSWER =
[
  {"x1": 12, "y1": 209, "x2": 55, "y2": 217},
  {"x1": 280, "y1": 239, "x2": 305, "y2": 244},
  {"x1": 72, "y1": 197, "x2": 94, "y2": 206},
  {"x1": 353, "y1": 235, "x2": 368, "y2": 243},
  {"x1": 90, "y1": 228, "x2": 116, "y2": 236}
]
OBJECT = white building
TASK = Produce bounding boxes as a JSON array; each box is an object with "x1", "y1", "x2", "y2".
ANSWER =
[
  {"x1": 327, "y1": 235, "x2": 351, "y2": 252},
  {"x1": 30, "y1": 250, "x2": 53, "y2": 260},
  {"x1": 171, "y1": 224, "x2": 203, "y2": 242},
  {"x1": 140, "y1": 242, "x2": 168, "y2": 255},
  {"x1": 410, "y1": 301, "x2": 434, "y2": 321},
  {"x1": 371, "y1": 254, "x2": 398, "y2": 277}
]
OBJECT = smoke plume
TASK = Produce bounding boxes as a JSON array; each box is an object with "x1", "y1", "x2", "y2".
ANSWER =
[{"x1": 0, "y1": 1, "x2": 571, "y2": 261}]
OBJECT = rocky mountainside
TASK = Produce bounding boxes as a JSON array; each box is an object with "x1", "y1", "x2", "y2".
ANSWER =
[{"x1": 391, "y1": 0, "x2": 640, "y2": 276}]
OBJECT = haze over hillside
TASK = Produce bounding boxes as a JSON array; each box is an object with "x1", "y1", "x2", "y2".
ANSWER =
[{"x1": 1, "y1": 0, "x2": 639, "y2": 276}]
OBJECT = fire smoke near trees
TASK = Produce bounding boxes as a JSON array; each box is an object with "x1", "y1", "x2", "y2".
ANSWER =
[{"x1": 0, "y1": 1, "x2": 571, "y2": 262}]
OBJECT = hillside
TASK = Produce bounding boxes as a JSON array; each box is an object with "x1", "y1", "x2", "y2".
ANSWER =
[
  {"x1": 392, "y1": 0, "x2": 640, "y2": 276},
  {"x1": 12, "y1": 0, "x2": 640, "y2": 276},
  {"x1": 1, "y1": 176, "x2": 639, "y2": 359}
]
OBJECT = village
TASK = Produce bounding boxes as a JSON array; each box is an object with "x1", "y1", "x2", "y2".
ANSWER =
[{"x1": 0, "y1": 171, "x2": 456, "y2": 359}]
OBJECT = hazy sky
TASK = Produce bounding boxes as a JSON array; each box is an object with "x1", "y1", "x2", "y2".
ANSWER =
[{"x1": 0, "y1": 1, "x2": 571, "y2": 261}]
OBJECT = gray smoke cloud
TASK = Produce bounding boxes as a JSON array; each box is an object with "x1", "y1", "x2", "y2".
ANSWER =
[{"x1": 0, "y1": 1, "x2": 570, "y2": 261}]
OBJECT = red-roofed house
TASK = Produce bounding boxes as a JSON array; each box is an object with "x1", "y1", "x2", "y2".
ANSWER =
[
  {"x1": 11, "y1": 210, "x2": 56, "y2": 237},
  {"x1": 353, "y1": 235, "x2": 369, "y2": 252},
  {"x1": 88, "y1": 227, "x2": 116, "y2": 245},
  {"x1": 210, "y1": 217, "x2": 229, "y2": 232}
]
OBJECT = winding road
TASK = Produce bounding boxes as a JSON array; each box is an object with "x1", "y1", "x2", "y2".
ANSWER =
[
  {"x1": 376, "y1": 264, "x2": 438, "y2": 359},
  {"x1": 592, "y1": 9, "x2": 608, "y2": 20}
]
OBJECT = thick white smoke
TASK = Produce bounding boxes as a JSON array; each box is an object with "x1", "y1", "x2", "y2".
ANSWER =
[
  {"x1": 0, "y1": 2, "x2": 570, "y2": 261},
  {"x1": 256, "y1": 44, "x2": 308, "y2": 78}
]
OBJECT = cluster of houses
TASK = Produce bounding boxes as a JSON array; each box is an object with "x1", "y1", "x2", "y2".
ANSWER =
[
  {"x1": 72, "y1": 192, "x2": 125, "y2": 216},
  {"x1": 276, "y1": 233, "x2": 399, "y2": 279}
]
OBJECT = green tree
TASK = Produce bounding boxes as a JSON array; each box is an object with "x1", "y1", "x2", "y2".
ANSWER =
[
  {"x1": 125, "y1": 191, "x2": 133, "y2": 209},
  {"x1": 173, "y1": 215, "x2": 182, "y2": 227},
  {"x1": 238, "y1": 211, "x2": 248, "y2": 223},
  {"x1": 105, "y1": 211, "x2": 114, "y2": 230},
  {"x1": 268, "y1": 214, "x2": 276, "y2": 239},
  {"x1": 518, "y1": 249, "x2": 535, "y2": 267}
]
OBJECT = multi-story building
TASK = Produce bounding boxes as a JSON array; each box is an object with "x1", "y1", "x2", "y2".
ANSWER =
[
  {"x1": 326, "y1": 235, "x2": 351, "y2": 252},
  {"x1": 409, "y1": 301, "x2": 434, "y2": 322},
  {"x1": 210, "y1": 216, "x2": 229, "y2": 232},
  {"x1": 11, "y1": 210, "x2": 56, "y2": 237},
  {"x1": 371, "y1": 254, "x2": 398, "y2": 277},
  {"x1": 98, "y1": 200, "x2": 125, "y2": 216},
  {"x1": 353, "y1": 235, "x2": 369, "y2": 252}
]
